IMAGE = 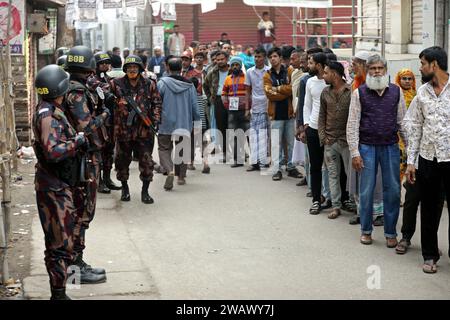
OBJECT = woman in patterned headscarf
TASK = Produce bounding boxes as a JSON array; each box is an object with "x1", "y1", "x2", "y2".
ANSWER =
[{"x1": 395, "y1": 69, "x2": 417, "y2": 182}]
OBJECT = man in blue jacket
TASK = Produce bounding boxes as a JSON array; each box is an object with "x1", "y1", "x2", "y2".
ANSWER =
[{"x1": 157, "y1": 57, "x2": 201, "y2": 190}]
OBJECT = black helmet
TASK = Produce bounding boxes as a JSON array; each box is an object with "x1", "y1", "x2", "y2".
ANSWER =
[
  {"x1": 55, "y1": 47, "x2": 69, "y2": 59},
  {"x1": 123, "y1": 55, "x2": 145, "y2": 73},
  {"x1": 65, "y1": 45, "x2": 96, "y2": 71},
  {"x1": 35, "y1": 64, "x2": 70, "y2": 99},
  {"x1": 56, "y1": 55, "x2": 67, "y2": 67},
  {"x1": 94, "y1": 51, "x2": 111, "y2": 65}
]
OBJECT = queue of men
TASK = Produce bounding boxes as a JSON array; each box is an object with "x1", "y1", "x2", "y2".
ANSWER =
[{"x1": 34, "y1": 43, "x2": 450, "y2": 299}]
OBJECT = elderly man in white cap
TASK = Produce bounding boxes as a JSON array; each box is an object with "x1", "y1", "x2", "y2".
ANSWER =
[{"x1": 148, "y1": 46, "x2": 166, "y2": 79}]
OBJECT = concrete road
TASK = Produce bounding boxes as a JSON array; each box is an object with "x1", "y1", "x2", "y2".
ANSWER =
[{"x1": 23, "y1": 160, "x2": 450, "y2": 300}]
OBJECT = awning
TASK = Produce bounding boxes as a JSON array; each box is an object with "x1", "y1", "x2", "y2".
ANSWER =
[{"x1": 243, "y1": 0, "x2": 332, "y2": 8}]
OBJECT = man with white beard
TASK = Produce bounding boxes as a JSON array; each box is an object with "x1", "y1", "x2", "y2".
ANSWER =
[{"x1": 346, "y1": 54, "x2": 407, "y2": 248}]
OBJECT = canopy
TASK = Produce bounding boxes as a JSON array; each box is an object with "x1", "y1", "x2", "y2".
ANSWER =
[{"x1": 243, "y1": 0, "x2": 332, "y2": 8}]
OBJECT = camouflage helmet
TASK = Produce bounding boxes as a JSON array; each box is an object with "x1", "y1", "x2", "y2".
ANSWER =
[
  {"x1": 35, "y1": 64, "x2": 70, "y2": 99},
  {"x1": 123, "y1": 55, "x2": 145, "y2": 73},
  {"x1": 94, "y1": 51, "x2": 112, "y2": 65},
  {"x1": 65, "y1": 45, "x2": 96, "y2": 71}
]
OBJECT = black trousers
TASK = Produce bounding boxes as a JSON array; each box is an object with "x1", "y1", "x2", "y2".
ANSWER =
[
  {"x1": 214, "y1": 96, "x2": 229, "y2": 157},
  {"x1": 340, "y1": 156, "x2": 350, "y2": 202},
  {"x1": 306, "y1": 127, "x2": 324, "y2": 203},
  {"x1": 417, "y1": 156, "x2": 450, "y2": 262},
  {"x1": 400, "y1": 171, "x2": 445, "y2": 241}
]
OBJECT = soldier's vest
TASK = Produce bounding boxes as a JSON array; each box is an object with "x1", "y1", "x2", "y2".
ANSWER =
[{"x1": 33, "y1": 102, "x2": 82, "y2": 187}]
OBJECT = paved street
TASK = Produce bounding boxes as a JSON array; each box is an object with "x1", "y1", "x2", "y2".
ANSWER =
[{"x1": 23, "y1": 157, "x2": 450, "y2": 300}]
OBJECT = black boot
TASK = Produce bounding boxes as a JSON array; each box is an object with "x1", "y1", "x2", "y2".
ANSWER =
[
  {"x1": 121, "y1": 181, "x2": 130, "y2": 201},
  {"x1": 141, "y1": 181, "x2": 154, "y2": 204},
  {"x1": 50, "y1": 288, "x2": 71, "y2": 300},
  {"x1": 104, "y1": 170, "x2": 121, "y2": 190},
  {"x1": 98, "y1": 173, "x2": 111, "y2": 194},
  {"x1": 79, "y1": 265, "x2": 107, "y2": 284},
  {"x1": 74, "y1": 254, "x2": 106, "y2": 275}
]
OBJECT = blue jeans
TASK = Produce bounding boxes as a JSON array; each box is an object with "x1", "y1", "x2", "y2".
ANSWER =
[
  {"x1": 359, "y1": 144, "x2": 400, "y2": 238},
  {"x1": 271, "y1": 119, "x2": 295, "y2": 172}
]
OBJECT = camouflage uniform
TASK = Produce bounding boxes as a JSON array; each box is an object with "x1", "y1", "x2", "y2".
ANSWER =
[
  {"x1": 109, "y1": 75, "x2": 162, "y2": 183},
  {"x1": 87, "y1": 73, "x2": 115, "y2": 175},
  {"x1": 64, "y1": 76, "x2": 108, "y2": 256},
  {"x1": 33, "y1": 100, "x2": 85, "y2": 290}
]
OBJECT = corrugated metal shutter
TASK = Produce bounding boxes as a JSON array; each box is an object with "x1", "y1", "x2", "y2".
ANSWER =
[
  {"x1": 174, "y1": 4, "x2": 194, "y2": 45},
  {"x1": 385, "y1": 0, "x2": 391, "y2": 43},
  {"x1": 411, "y1": 0, "x2": 422, "y2": 44},
  {"x1": 175, "y1": 0, "x2": 353, "y2": 48},
  {"x1": 362, "y1": 0, "x2": 379, "y2": 37},
  {"x1": 198, "y1": 0, "x2": 266, "y2": 46}
]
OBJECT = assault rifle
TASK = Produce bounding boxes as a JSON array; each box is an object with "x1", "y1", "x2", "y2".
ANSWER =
[{"x1": 124, "y1": 95, "x2": 158, "y2": 136}]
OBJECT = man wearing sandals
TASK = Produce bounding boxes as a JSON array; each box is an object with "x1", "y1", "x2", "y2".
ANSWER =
[
  {"x1": 346, "y1": 54, "x2": 406, "y2": 248},
  {"x1": 404, "y1": 46, "x2": 450, "y2": 273}
]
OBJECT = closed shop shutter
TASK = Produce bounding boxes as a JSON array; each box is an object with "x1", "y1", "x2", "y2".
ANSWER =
[
  {"x1": 385, "y1": 0, "x2": 391, "y2": 43},
  {"x1": 411, "y1": 0, "x2": 422, "y2": 44},
  {"x1": 174, "y1": 4, "x2": 194, "y2": 45},
  {"x1": 198, "y1": 0, "x2": 266, "y2": 46},
  {"x1": 174, "y1": 0, "x2": 353, "y2": 48},
  {"x1": 362, "y1": 0, "x2": 380, "y2": 37}
]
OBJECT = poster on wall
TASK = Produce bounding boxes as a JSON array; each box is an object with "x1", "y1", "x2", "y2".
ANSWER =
[
  {"x1": 0, "y1": 0, "x2": 25, "y2": 54},
  {"x1": 152, "y1": 25, "x2": 165, "y2": 55},
  {"x1": 78, "y1": 0, "x2": 97, "y2": 8},
  {"x1": 103, "y1": 0, "x2": 123, "y2": 9},
  {"x1": 160, "y1": 2, "x2": 176, "y2": 21},
  {"x1": 125, "y1": 0, "x2": 145, "y2": 7}
]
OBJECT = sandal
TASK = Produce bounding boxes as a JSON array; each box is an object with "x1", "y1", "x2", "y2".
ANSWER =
[
  {"x1": 309, "y1": 201, "x2": 321, "y2": 215},
  {"x1": 328, "y1": 209, "x2": 341, "y2": 219},
  {"x1": 422, "y1": 260, "x2": 437, "y2": 274},
  {"x1": 287, "y1": 168, "x2": 303, "y2": 179},
  {"x1": 272, "y1": 171, "x2": 282, "y2": 181},
  {"x1": 395, "y1": 239, "x2": 410, "y2": 254}
]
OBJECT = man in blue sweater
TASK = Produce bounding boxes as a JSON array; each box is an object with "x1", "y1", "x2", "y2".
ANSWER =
[{"x1": 157, "y1": 57, "x2": 201, "y2": 190}]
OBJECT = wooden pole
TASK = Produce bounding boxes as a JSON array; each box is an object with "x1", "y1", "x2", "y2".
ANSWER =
[{"x1": 0, "y1": 0, "x2": 14, "y2": 284}]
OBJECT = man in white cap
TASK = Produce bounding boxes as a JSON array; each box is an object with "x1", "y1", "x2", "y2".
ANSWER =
[{"x1": 351, "y1": 50, "x2": 372, "y2": 90}]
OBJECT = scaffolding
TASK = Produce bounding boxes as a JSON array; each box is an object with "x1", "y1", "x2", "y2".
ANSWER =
[{"x1": 292, "y1": 0, "x2": 387, "y2": 57}]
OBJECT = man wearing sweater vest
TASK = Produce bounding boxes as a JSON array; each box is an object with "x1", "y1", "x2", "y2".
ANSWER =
[{"x1": 346, "y1": 54, "x2": 407, "y2": 248}]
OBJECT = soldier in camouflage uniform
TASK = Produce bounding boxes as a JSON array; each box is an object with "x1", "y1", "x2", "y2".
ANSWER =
[
  {"x1": 64, "y1": 46, "x2": 108, "y2": 284},
  {"x1": 109, "y1": 55, "x2": 162, "y2": 203},
  {"x1": 87, "y1": 51, "x2": 121, "y2": 193},
  {"x1": 33, "y1": 64, "x2": 87, "y2": 300}
]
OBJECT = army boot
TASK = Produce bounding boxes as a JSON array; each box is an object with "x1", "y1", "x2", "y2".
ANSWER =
[
  {"x1": 74, "y1": 254, "x2": 106, "y2": 275},
  {"x1": 97, "y1": 172, "x2": 111, "y2": 194},
  {"x1": 50, "y1": 288, "x2": 71, "y2": 300},
  {"x1": 80, "y1": 266, "x2": 107, "y2": 284},
  {"x1": 121, "y1": 181, "x2": 130, "y2": 201},
  {"x1": 103, "y1": 170, "x2": 121, "y2": 190},
  {"x1": 141, "y1": 181, "x2": 154, "y2": 204}
]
